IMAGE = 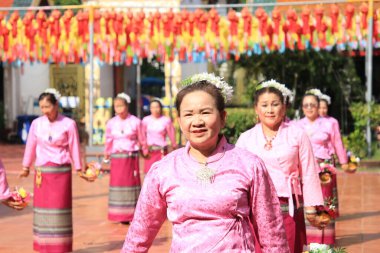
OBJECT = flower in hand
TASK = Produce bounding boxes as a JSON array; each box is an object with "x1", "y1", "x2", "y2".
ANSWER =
[
  {"x1": 79, "y1": 162, "x2": 102, "y2": 182},
  {"x1": 6, "y1": 187, "x2": 31, "y2": 210}
]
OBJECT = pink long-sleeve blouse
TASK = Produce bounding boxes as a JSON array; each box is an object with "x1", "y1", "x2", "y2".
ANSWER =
[
  {"x1": 297, "y1": 117, "x2": 347, "y2": 164},
  {"x1": 122, "y1": 136, "x2": 289, "y2": 253},
  {"x1": 325, "y1": 116, "x2": 347, "y2": 159},
  {"x1": 105, "y1": 114, "x2": 148, "y2": 155},
  {"x1": 142, "y1": 115, "x2": 176, "y2": 147},
  {"x1": 0, "y1": 159, "x2": 10, "y2": 200},
  {"x1": 236, "y1": 122, "x2": 323, "y2": 216},
  {"x1": 22, "y1": 114, "x2": 82, "y2": 170}
]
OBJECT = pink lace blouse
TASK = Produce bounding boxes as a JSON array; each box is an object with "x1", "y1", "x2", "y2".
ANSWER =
[
  {"x1": 122, "y1": 136, "x2": 289, "y2": 253},
  {"x1": 236, "y1": 122, "x2": 323, "y2": 216},
  {"x1": 105, "y1": 114, "x2": 148, "y2": 155},
  {"x1": 22, "y1": 114, "x2": 82, "y2": 170}
]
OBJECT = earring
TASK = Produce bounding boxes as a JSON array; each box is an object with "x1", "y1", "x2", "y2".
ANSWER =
[{"x1": 256, "y1": 115, "x2": 260, "y2": 123}]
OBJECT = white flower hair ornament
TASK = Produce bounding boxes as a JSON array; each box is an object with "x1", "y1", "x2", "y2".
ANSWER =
[
  {"x1": 180, "y1": 72, "x2": 234, "y2": 103},
  {"x1": 256, "y1": 79, "x2": 294, "y2": 104},
  {"x1": 320, "y1": 94, "x2": 331, "y2": 105},
  {"x1": 116, "y1": 93, "x2": 131, "y2": 104},
  {"x1": 44, "y1": 88, "x2": 61, "y2": 100},
  {"x1": 305, "y1": 88, "x2": 323, "y2": 99}
]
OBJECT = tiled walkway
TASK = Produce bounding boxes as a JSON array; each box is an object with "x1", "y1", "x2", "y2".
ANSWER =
[{"x1": 1, "y1": 144, "x2": 379, "y2": 253}]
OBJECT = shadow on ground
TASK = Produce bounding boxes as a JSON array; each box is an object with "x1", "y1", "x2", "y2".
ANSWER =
[
  {"x1": 337, "y1": 210, "x2": 380, "y2": 221},
  {"x1": 74, "y1": 241, "x2": 123, "y2": 252},
  {"x1": 337, "y1": 232, "x2": 380, "y2": 247}
]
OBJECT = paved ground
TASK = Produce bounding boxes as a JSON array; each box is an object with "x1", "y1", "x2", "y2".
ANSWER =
[{"x1": 0, "y1": 143, "x2": 380, "y2": 253}]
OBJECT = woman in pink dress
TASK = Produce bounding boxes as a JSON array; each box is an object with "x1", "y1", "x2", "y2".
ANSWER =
[
  {"x1": 19, "y1": 88, "x2": 87, "y2": 253},
  {"x1": 236, "y1": 80, "x2": 324, "y2": 253},
  {"x1": 142, "y1": 99, "x2": 177, "y2": 173},
  {"x1": 104, "y1": 93, "x2": 148, "y2": 223},
  {"x1": 122, "y1": 73, "x2": 289, "y2": 253},
  {"x1": 297, "y1": 89, "x2": 348, "y2": 246},
  {"x1": 318, "y1": 93, "x2": 348, "y2": 216}
]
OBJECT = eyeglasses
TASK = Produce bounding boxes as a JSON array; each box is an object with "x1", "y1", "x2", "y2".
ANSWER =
[{"x1": 302, "y1": 103, "x2": 318, "y2": 109}]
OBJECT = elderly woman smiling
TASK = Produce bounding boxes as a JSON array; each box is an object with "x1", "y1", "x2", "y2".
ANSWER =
[{"x1": 121, "y1": 73, "x2": 289, "y2": 253}]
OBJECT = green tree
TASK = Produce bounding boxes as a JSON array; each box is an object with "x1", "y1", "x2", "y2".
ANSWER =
[{"x1": 54, "y1": 0, "x2": 82, "y2": 5}]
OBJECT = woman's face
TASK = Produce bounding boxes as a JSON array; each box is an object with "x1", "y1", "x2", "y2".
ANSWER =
[
  {"x1": 114, "y1": 98, "x2": 129, "y2": 116},
  {"x1": 319, "y1": 100, "x2": 329, "y2": 117},
  {"x1": 255, "y1": 92, "x2": 285, "y2": 129},
  {"x1": 302, "y1": 95, "x2": 319, "y2": 120},
  {"x1": 39, "y1": 97, "x2": 58, "y2": 120},
  {"x1": 178, "y1": 90, "x2": 226, "y2": 152},
  {"x1": 150, "y1": 101, "x2": 162, "y2": 117}
]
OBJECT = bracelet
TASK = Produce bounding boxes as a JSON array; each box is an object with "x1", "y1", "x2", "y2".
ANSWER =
[
  {"x1": 305, "y1": 210, "x2": 317, "y2": 215},
  {"x1": 103, "y1": 159, "x2": 110, "y2": 164},
  {"x1": 22, "y1": 167, "x2": 30, "y2": 171}
]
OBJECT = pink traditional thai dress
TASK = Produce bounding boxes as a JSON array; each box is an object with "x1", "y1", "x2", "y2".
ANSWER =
[
  {"x1": 325, "y1": 116, "x2": 346, "y2": 160},
  {"x1": 0, "y1": 159, "x2": 11, "y2": 201},
  {"x1": 122, "y1": 136, "x2": 290, "y2": 253},
  {"x1": 22, "y1": 114, "x2": 82, "y2": 253},
  {"x1": 105, "y1": 114, "x2": 148, "y2": 222},
  {"x1": 142, "y1": 115, "x2": 176, "y2": 173},
  {"x1": 236, "y1": 122, "x2": 323, "y2": 253},
  {"x1": 297, "y1": 117, "x2": 348, "y2": 245}
]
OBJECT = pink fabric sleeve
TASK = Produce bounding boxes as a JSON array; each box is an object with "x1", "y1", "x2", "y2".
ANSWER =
[
  {"x1": 250, "y1": 159, "x2": 290, "y2": 253},
  {"x1": 104, "y1": 121, "x2": 113, "y2": 156},
  {"x1": 331, "y1": 120, "x2": 348, "y2": 164},
  {"x1": 137, "y1": 121, "x2": 148, "y2": 155},
  {"x1": 68, "y1": 121, "x2": 82, "y2": 170},
  {"x1": 165, "y1": 119, "x2": 177, "y2": 148},
  {"x1": 141, "y1": 118, "x2": 148, "y2": 141},
  {"x1": 0, "y1": 160, "x2": 10, "y2": 200},
  {"x1": 122, "y1": 166, "x2": 167, "y2": 252},
  {"x1": 22, "y1": 121, "x2": 37, "y2": 168},
  {"x1": 298, "y1": 131, "x2": 324, "y2": 207}
]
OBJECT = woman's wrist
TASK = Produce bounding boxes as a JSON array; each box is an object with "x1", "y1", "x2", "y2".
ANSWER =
[{"x1": 304, "y1": 208, "x2": 317, "y2": 215}]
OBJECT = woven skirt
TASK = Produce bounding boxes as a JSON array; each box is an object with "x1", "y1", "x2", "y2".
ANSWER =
[
  {"x1": 279, "y1": 196, "x2": 306, "y2": 253},
  {"x1": 144, "y1": 146, "x2": 168, "y2": 173},
  {"x1": 108, "y1": 152, "x2": 141, "y2": 222},
  {"x1": 33, "y1": 163, "x2": 73, "y2": 253}
]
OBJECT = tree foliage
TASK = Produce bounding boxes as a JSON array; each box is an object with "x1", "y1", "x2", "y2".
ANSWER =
[
  {"x1": 54, "y1": 0, "x2": 82, "y2": 5},
  {"x1": 232, "y1": 48, "x2": 364, "y2": 133}
]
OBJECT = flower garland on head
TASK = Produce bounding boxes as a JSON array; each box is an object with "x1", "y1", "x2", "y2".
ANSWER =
[
  {"x1": 44, "y1": 88, "x2": 61, "y2": 100},
  {"x1": 305, "y1": 88, "x2": 323, "y2": 99},
  {"x1": 320, "y1": 93, "x2": 331, "y2": 105},
  {"x1": 116, "y1": 92, "x2": 131, "y2": 104},
  {"x1": 180, "y1": 72, "x2": 234, "y2": 103},
  {"x1": 256, "y1": 79, "x2": 294, "y2": 104}
]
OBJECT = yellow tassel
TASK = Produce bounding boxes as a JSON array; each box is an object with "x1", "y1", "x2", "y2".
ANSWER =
[{"x1": 36, "y1": 168, "x2": 42, "y2": 188}]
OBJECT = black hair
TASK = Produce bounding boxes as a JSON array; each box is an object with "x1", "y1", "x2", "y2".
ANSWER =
[
  {"x1": 175, "y1": 80, "x2": 225, "y2": 116},
  {"x1": 38, "y1": 92, "x2": 58, "y2": 105}
]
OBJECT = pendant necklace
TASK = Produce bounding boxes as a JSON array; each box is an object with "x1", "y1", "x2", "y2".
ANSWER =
[
  {"x1": 264, "y1": 134, "x2": 276, "y2": 150},
  {"x1": 48, "y1": 122, "x2": 53, "y2": 142},
  {"x1": 196, "y1": 161, "x2": 216, "y2": 184}
]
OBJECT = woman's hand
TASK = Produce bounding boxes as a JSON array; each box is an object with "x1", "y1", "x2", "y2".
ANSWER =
[
  {"x1": 341, "y1": 163, "x2": 349, "y2": 171},
  {"x1": 141, "y1": 150, "x2": 150, "y2": 159},
  {"x1": 18, "y1": 167, "x2": 30, "y2": 178},
  {"x1": 103, "y1": 155, "x2": 110, "y2": 164},
  {"x1": 77, "y1": 170, "x2": 96, "y2": 182},
  {"x1": 2, "y1": 198, "x2": 25, "y2": 210},
  {"x1": 304, "y1": 207, "x2": 322, "y2": 228}
]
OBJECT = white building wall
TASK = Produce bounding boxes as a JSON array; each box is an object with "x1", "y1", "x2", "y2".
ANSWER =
[
  {"x1": 99, "y1": 65, "x2": 114, "y2": 97},
  {"x1": 19, "y1": 64, "x2": 50, "y2": 115},
  {"x1": 3, "y1": 64, "x2": 49, "y2": 128}
]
